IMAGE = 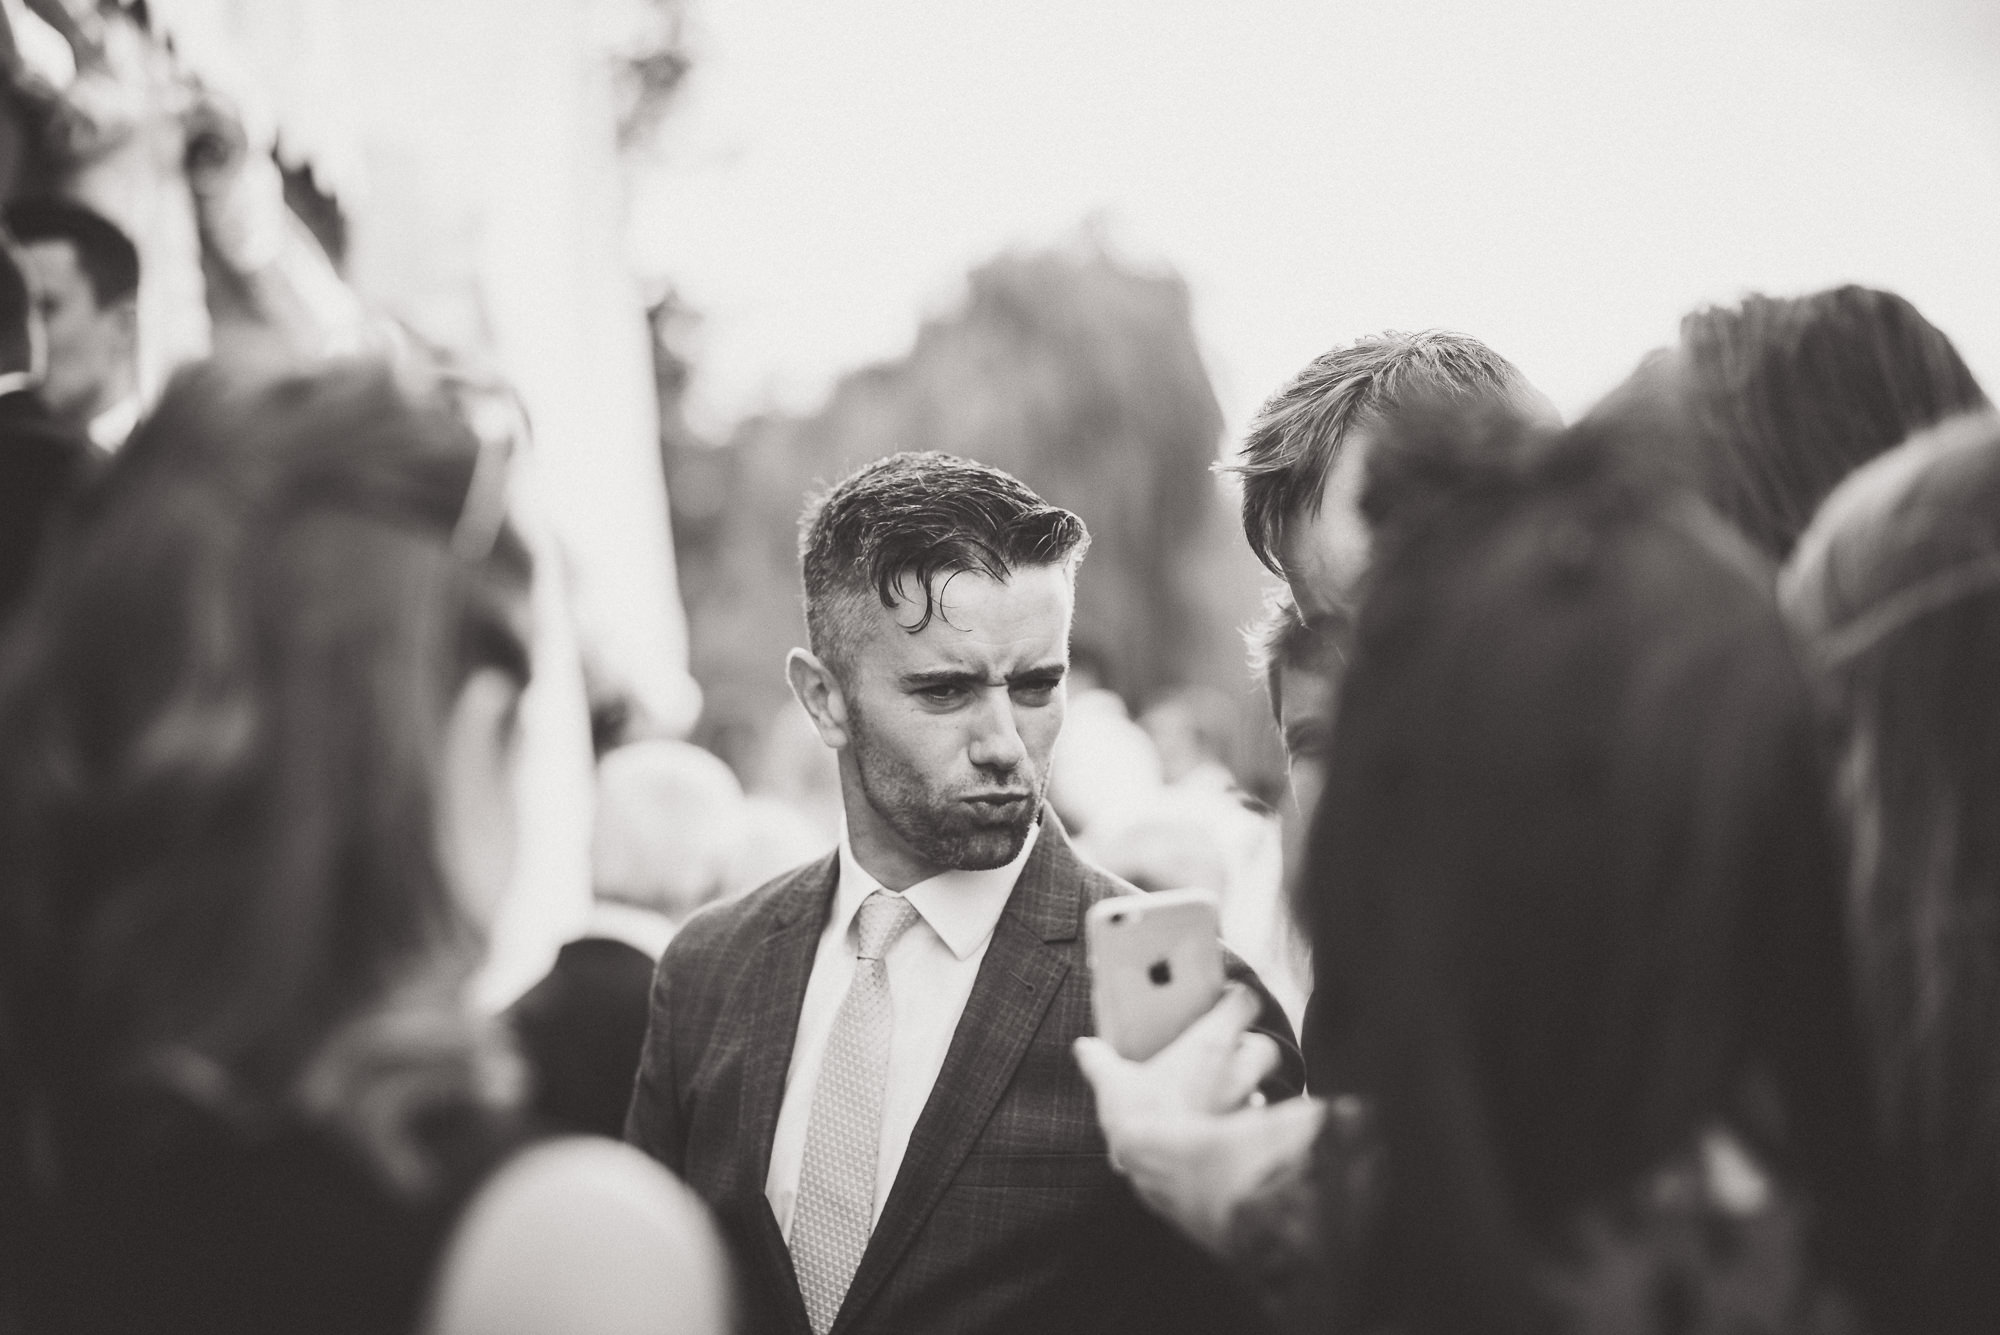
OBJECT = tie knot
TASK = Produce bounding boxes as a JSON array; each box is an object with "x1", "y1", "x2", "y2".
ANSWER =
[{"x1": 854, "y1": 891, "x2": 920, "y2": 960}]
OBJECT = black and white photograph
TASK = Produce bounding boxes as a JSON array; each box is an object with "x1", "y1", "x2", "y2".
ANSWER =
[{"x1": 2, "y1": 2, "x2": 1997, "y2": 1332}]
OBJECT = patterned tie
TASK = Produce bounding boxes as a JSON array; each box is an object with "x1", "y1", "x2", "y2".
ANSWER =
[{"x1": 790, "y1": 890, "x2": 922, "y2": 1334}]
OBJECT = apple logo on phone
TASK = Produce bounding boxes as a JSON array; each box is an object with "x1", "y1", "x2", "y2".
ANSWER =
[{"x1": 1148, "y1": 959, "x2": 1172, "y2": 986}]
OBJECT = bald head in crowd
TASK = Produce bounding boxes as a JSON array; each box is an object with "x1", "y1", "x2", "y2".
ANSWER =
[{"x1": 593, "y1": 739, "x2": 750, "y2": 926}]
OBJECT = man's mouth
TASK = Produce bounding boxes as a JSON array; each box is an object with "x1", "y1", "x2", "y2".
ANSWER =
[{"x1": 963, "y1": 791, "x2": 1033, "y2": 813}]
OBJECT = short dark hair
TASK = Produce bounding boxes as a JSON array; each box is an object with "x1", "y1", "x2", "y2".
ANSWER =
[
  {"x1": 1245, "y1": 586, "x2": 1348, "y2": 726},
  {"x1": 1652, "y1": 285, "x2": 1987, "y2": 558},
  {"x1": 1228, "y1": 330, "x2": 1541, "y2": 576},
  {"x1": 798, "y1": 451, "x2": 1088, "y2": 663},
  {"x1": 6, "y1": 197, "x2": 141, "y2": 307},
  {"x1": 0, "y1": 243, "x2": 31, "y2": 374}
]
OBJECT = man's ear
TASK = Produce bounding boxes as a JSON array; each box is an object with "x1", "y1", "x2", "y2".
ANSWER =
[{"x1": 786, "y1": 647, "x2": 850, "y2": 750}]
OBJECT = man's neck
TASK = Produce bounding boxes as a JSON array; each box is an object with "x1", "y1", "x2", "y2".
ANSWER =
[{"x1": 836, "y1": 763, "x2": 940, "y2": 892}]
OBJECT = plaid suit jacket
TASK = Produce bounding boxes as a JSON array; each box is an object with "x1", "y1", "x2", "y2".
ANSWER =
[{"x1": 625, "y1": 810, "x2": 1304, "y2": 1335}]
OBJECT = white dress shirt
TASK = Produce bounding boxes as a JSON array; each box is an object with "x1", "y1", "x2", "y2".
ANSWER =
[{"x1": 764, "y1": 823, "x2": 1040, "y2": 1240}]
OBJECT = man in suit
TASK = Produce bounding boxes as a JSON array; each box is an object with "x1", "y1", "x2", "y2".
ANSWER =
[
  {"x1": 0, "y1": 233, "x2": 94, "y2": 622},
  {"x1": 513, "y1": 739, "x2": 748, "y2": 1138},
  {"x1": 7, "y1": 199, "x2": 141, "y2": 452},
  {"x1": 627, "y1": 451, "x2": 1303, "y2": 1335}
]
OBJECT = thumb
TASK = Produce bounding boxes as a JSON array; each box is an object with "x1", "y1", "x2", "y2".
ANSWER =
[{"x1": 1072, "y1": 1035, "x2": 1125, "y2": 1097}]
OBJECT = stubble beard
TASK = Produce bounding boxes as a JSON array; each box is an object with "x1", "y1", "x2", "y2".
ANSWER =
[{"x1": 850, "y1": 729, "x2": 1043, "y2": 873}]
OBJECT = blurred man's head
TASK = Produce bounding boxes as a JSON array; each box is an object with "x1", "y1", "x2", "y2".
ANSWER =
[
  {"x1": 1231, "y1": 330, "x2": 1552, "y2": 616},
  {"x1": 0, "y1": 240, "x2": 38, "y2": 380},
  {"x1": 592, "y1": 740, "x2": 749, "y2": 926},
  {"x1": 1248, "y1": 588, "x2": 1349, "y2": 832},
  {"x1": 7, "y1": 198, "x2": 139, "y2": 426},
  {"x1": 788, "y1": 450, "x2": 1089, "y2": 889}
]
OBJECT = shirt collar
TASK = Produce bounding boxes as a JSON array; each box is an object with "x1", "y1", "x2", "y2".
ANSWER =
[{"x1": 834, "y1": 821, "x2": 1040, "y2": 961}]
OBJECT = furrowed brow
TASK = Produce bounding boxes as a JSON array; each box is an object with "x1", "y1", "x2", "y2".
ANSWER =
[{"x1": 900, "y1": 668, "x2": 987, "y2": 690}]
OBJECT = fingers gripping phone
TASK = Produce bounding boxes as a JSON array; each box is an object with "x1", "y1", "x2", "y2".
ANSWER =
[{"x1": 1085, "y1": 888, "x2": 1226, "y2": 1061}]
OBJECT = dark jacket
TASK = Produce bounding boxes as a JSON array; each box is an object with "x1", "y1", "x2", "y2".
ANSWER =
[
  {"x1": 0, "y1": 386, "x2": 93, "y2": 621},
  {"x1": 626, "y1": 811, "x2": 1304, "y2": 1335},
  {"x1": 510, "y1": 935, "x2": 660, "y2": 1140}
]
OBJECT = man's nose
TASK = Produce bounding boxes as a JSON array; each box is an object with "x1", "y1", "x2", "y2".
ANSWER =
[{"x1": 966, "y1": 687, "x2": 1026, "y2": 773}]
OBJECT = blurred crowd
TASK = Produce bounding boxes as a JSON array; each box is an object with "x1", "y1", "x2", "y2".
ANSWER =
[{"x1": 3, "y1": 7, "x2": 2000, "y2": 1335}]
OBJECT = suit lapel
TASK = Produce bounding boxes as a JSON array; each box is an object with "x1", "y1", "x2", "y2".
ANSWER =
[
  {"x1": 733, "y1": 853, "x2": 837, "y2": 1332},
  {"x1": 832, "y1": 813, "x2": 1081, "y2": 1331}
]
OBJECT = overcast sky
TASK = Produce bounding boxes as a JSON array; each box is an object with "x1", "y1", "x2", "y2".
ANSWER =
[{"x1": 630, "y1": 0, "x2": 2000, "y2": 449}]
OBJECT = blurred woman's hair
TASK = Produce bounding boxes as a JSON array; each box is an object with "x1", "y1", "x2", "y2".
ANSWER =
[
  {"x1": 0, "y1": 358, "x2": 533, "y2": 1202},
  {"x1": 1306, "y1": 399, "x2": 1891, "y2": 1332},
  {"x1": 1596, "y1": 286, "x2": 1986, "y2": 561},
  {"x1": 1783, "y1": 410, "x2": 2000, "y2": 1328}
]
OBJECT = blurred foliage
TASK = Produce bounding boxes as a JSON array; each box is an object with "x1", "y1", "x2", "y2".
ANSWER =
[{"x1": 656, "y1": 238, "x2": 1284, "y2": 798}]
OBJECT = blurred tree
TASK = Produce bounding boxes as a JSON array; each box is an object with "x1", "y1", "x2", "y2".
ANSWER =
[{"x1": 661, "y1": 236, "x2": 1284, "y2": 797}]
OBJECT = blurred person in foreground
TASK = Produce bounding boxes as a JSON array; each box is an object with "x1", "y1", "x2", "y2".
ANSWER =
[
  {"x1": 626, "y1": 450, "x2": 1303, "y2": 1335},
  {"x1": 512, "y1": 739, "x2": 749, "y2": 1140},
  {"x1": 0, "y1": 359, "x2": 728, "y2": 1335},
  {"x1": 0, "y1": 234, "x2": 94, "y2": 622},
  {"x1": 1600, "y1": 285, "x2": 1986, "y2": 561},
  {"x1": 1783, "y1": 410, "x2": 2000, "y2": 1333},
  {"x1": 6, "y1": 197, "x2": 141, "y2": 451},
  {"x1": 1228, "y1": 328, "x2": 1556, "y2": 618},
  {"x1": 1080, "y1": 402, "x2": 1904, "y2": 1334}
]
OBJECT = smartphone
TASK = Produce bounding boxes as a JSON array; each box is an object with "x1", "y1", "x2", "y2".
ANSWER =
[{"x1": 1085, "y1": 888, "x2": 1225, "y2": 1061}]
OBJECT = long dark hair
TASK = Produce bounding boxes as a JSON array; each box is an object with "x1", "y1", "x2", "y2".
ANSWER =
[
  {"x1": 1624, "y1": 286, "x2": 1987, "y2": 560},
  {"x1": 0, "y1": 358, "x2": 533, "y2": 1204},
  {"x1": 1305, "y1": 401, "x2": 1890, "y2": 1332},
  {"x1": 1784, "y1": 410, "x2": 2000, "y2": 1328}
]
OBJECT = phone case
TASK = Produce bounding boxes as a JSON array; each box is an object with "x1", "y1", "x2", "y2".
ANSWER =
[{"x1": 1085, "y1": 887, "x2": 1225, "y2": 1061}]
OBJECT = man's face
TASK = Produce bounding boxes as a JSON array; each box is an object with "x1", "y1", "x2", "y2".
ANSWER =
[
  {"x1": 835, "y1": 565, "x2": 1071, "y2": 886},
  {"x1": 1276, "y1": 661, "x2": 1337, "y2": 880},
  {"x1": 1276, "y1": 421, "x2": 1374, "y2": 618},
  {"x1": 20, "y1": 239, "x2": 131, "y2": 423}
]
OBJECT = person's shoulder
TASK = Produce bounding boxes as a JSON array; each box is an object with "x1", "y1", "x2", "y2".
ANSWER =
[
  {"x1": 1070, "y1": 849, "x2": 1146, "y2": 911},
  {"x1": 422, "y1": 1137, "x2": 731, "y2": 1335},
  {"x1": 664, "y1": 851, "x2": 835, "y2": 959}
]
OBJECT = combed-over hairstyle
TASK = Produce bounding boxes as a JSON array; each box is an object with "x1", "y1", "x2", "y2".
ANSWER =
[
  {"x1": 798, "y1": 451, "x2": 1089, "y2": 664},
  {"x1": 1228, "y1": 330, "x2": 1541, "y2": 576}
]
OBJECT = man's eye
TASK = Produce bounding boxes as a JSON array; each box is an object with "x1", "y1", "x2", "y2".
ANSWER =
[
  {"x1": 1011, "y1": 682, "x2": 1058, "y2": 704},
  {"x1": 918, "y1": 685, "x2": 964, "y2": 704}
]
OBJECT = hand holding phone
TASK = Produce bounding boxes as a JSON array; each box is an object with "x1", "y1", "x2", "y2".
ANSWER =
[{"x1": 1085, "y1": 888, "x2": 1225, "y2": 1061}]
